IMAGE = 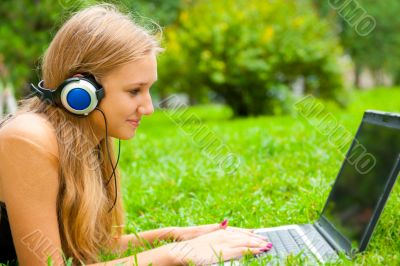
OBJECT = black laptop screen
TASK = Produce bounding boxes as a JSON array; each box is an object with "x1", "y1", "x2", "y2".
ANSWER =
[{"x1": 321, "y1": 119, "x2": 400, "y2": 247}]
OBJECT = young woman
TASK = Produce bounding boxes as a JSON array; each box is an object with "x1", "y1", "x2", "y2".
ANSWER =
[{"x1": 0, "y1": 4, "x2": 272, "y2": 265}]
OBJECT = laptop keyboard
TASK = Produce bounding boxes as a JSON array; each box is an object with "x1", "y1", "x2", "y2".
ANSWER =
[{"x1": 255, "y1": 225, "x2": 339, "y2": 263}]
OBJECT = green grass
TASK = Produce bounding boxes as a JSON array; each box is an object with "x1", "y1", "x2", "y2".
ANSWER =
[{"x1": 112, "y1": 87, "x2": 400, "y2": 265}]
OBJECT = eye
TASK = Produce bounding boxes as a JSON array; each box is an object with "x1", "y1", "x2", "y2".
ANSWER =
[{"x1": 129, "y1": 88, "x2": 140, "y2": 96}]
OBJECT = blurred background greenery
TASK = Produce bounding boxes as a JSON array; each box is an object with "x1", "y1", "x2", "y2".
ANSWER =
[
  {"x1": 1, "y1": 1, "x2": 400, "y2": 264},
  {"x1": 0, "y1": 0, "x2": 399, "y2": 116}
]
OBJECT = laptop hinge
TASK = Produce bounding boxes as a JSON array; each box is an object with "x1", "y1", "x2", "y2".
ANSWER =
[{"x1": 313, "y1": 223, "x2": 345, "y2": 254}]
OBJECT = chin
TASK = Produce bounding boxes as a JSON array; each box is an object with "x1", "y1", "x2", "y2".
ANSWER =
[{"x1": 116, "y1": 131, "x2": 136, "y2": 140}]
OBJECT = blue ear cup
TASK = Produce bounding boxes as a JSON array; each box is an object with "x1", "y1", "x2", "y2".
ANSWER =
[{"x1": 30, "y1": 74, "x2": 105, "y2": 116}]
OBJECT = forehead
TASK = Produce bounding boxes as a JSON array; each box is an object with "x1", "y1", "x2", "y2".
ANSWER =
[{"x1": 104, "y1": 53, "x2": 158, "y2": 85}]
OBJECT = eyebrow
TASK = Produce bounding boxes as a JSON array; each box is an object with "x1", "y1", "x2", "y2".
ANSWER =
[{"x1": 126, "y1": 79, "x2": 158, "y2": 87}]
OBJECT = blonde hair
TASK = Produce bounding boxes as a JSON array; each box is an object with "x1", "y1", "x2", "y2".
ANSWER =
[{"x1": 1, "y1": 3, "x2": 163, "y2": 264}]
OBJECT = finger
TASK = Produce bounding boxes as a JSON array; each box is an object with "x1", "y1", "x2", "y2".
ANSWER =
[
  {"x1": 228, "y1": 226, "x2": 259, "y2": 236},
  {"x1": 230, "y1": 236, "x2": 271, "y2": 249},
  {"x1": 228, "y1": 232, "x2": 271, "y2": 249},
  {"x1": 203, "y1": 222, "x2": 225, "y2": 234},
  {"x1": 227, "y1": 226, "x2": 268, "y2": 240},
  {"x1": 195, "y1": 223, "x2": 224, "y2": 234},
  {"x1": 229, "y1": 226, "x2": 254, "y2": 233},
  {"x1": 205, "y1": 219, "x2": 229, "y2": 232},
  {"x1": 205, "y1": 223, "x2": 223, "y2": 233},
  {"x1": 219, "y1": 219, "x2": 228, "y2": 229},
  {"x1": 228, "y1": 246, "x2": 273, "y2": 260}
]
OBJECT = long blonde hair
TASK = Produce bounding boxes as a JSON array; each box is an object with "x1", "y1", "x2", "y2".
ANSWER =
[{"x1": 0, "y1": 3, "x2": 162, "y2": 264}]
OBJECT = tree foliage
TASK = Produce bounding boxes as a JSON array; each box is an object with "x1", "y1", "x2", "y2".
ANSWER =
[
  {"x1": 158, "y1": 0, "x2": 345, "y2": 116},
  {"x1": 313, "y1": 0, "x2": 400, "y2": 86},
  {"x1": 0, "y1": 0, "x2": 181, "y2": 97}
]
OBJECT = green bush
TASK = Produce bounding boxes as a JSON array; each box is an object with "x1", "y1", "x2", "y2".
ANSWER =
[{"x1": 158, "y1": 0, "x2": 345, "y2": 116}]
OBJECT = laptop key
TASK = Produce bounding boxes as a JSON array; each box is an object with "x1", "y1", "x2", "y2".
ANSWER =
[
  {"x1": 266, "y1": 232, "x2": 285, "y2": 257},
  {"x1": 276, "y1": 230, "x2": 301, "y2": 255},
  {"x1": 253, "y1": 229, "x2": 326, "y2": 266}
]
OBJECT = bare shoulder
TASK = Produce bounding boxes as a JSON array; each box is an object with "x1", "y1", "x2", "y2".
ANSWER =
[
  {"x1": 0, "y1": 112, "x2": 60, "y2": 202},
  {"x1": 0, "y1": 112, "x2": 59, "y2": 160},
  {"x1": 0, "y1": 113, "x2": 64, "y2": 265}
]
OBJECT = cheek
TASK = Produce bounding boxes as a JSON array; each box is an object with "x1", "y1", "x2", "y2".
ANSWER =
[
  {"x1": 98, "y1": 92, "x2": 139, "y2": 122},
  {"x1": 120, "y1": 96, "x2": 139, "y2": 112},
  {"x1": 97, "y1": 97, "x2": 112, "y2": 118},
  {"x1": 99, "y1": 93, "x2": 124, "y2": 113},
  {"x1": 108, "y1": 96, "x2": 138, "y2": 121},
  {"x1": 93, "y1": 97, "x2": 119, "y2": 130}
]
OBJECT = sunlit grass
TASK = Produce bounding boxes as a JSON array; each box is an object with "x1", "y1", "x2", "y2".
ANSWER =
[
  {"x1": 4, "y1": 88, "x2": 399, "y2": 266},
  {"x1": 115, "y1": 88, "x2": 400, "y2": 265}
]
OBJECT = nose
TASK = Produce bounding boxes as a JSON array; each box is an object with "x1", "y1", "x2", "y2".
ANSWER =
[{"x1": 138, "y1": 92, "x2": 154, "y2": 116}]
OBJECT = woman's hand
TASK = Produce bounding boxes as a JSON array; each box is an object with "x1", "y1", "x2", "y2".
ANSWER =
[
  {"x1": 166, "y1": 228, "x2": 273, "y2": 265},
  {"x1": 173, "y1": 219, "x2": 265, "y2": 242}
]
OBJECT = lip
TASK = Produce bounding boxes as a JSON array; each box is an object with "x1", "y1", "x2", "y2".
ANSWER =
[{"x1": 127, "y1": 119, "x2": 140, "y2": 128}]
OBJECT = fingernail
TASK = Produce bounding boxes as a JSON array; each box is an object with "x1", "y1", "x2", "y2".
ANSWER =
[
  {"x1": 259, "y1": 243, "x2": 273, "y2": 252},
  {"x1": 220, "y1": 219, "x2": 228, "y2": 228}
]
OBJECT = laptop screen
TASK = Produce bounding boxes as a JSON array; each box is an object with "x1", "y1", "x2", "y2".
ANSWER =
[{"x1": 321, "y1": 115, "x2": 400, "y2": 249}]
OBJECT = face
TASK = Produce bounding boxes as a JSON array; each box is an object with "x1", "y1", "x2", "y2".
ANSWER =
[{"x1": 88, "y1": 52, "x2": 157, "y2": 141}]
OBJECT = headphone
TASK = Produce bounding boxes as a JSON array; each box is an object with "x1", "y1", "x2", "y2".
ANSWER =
[
  {"x1": 30, "y1": 74, "x2": 120, "y2": 213},
  {"x1": 30, "y1": 73, "x2": 105, "y2": 116}
]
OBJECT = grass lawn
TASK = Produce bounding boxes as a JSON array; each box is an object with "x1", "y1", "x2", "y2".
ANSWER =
[{"x1": 102, "y1": 88, "x2": 399, "y2": 265}]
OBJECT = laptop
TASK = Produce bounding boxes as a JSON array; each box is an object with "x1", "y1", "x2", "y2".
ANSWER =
[{"x1": 218, "y1": 110, "x2": 400, "y2": 265}]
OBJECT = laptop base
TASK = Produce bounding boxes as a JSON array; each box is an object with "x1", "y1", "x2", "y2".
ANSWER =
[{"x1": 213, "y1": 224, "x2": 339, "y2": 266}]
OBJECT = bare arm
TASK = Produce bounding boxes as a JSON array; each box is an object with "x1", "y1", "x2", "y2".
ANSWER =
[
  {"x1": 86, "y1": 244, "x2": 179, "y2": 266},
  {"x1": 0, "y1": 131, "x2": 65, "y2": 265},
  {"x1": 113, "y1": 227, "x2": 179, "y2": 252},
  {"x1": 88, "y1": 229, "x2": 273, "y2": 266}
]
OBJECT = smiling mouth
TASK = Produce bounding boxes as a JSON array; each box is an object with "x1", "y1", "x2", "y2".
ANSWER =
[{"x1": 127, "y1": 120, "x2": 140, "y2": 127}]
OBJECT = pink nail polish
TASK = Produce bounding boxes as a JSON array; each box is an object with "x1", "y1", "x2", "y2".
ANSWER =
[
  {"x1": 259, "y1": 243, "x2": 273, "y2": 252},
  {"x1": 220, "y1": 219, "x2": 228, "y2": 227}
]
